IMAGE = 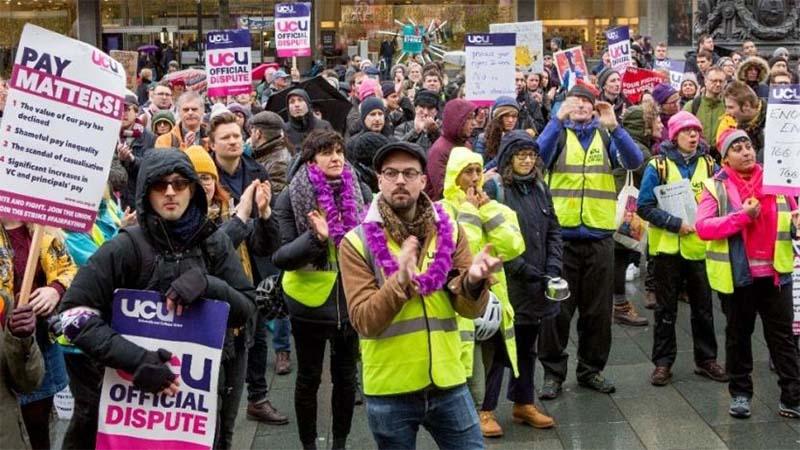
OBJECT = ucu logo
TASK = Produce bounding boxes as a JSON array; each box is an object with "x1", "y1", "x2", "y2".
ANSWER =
[
  {"x1": 276, "y1": 21, "x2": 308, "y2": 32},
  {"x1": 467, "y1": 35, "x2": 491, "y2": 44},
  {"x1": 276, "y1": 4, "x2": 295, "y2": 14},
  {"x1": 607, "y1": 30, "x2": 620, "y2": 40},
  {"x1": 609, "y1": 44, "x2": 629, "y2": 58},
  {"x1": 773, "y1": 87, "x2": 800, "y2": 100},
  {"x1": 91, "y1": 51, "x2": 120, "y2": 74},
  {"x1": 208, "y1": 51, "x2": 249, "y2": 66},
  {"x1": 208, "y1": 33, "x2": 232, "y2": 44},
  {"x1": 116, "y1": 353, "x2": 214, "y2": 391},
  {"x1": 120, "y1": 298, "x2": 174, "y2": 322}
]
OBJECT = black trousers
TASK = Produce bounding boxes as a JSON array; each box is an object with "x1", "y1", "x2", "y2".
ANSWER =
[
  {"x1": 292, "y1": 320, "x2": 358, "y2": 446},
  {"x1": 214, "y1": 349, "x2": 248, "y2": 450},
  {"x1": 652, "y1": 254, "x2": 718, "y2": 367},
  {"x1": 507, "y1": 322, "x2": 542, "y2": 405},
  {"x1": 539, "y1": 237, "x2": 614, "y2": 381},
  {"x1": 719, "y1": 278, "x2": 800, "y2": 405},
  {"x1": 62, "y1": 353, "x2": 103, "y2": 450},
  {"x1": 246, "y1": 311, "x2": 270, "y2": 403}
]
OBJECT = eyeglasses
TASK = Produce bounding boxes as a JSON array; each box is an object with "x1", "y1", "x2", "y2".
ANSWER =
[
  {"x1": 514, "y1": 152, "x2": 537, "y2": 161},
  {"x1": 381, "y1": 168, "x2": 422, "y2": 181},
  {"x1": 151, "y1": 177, "x2": 192, "y2": 193},
  {"x1": 155, "y1": 92, "x2": 172, "y2": 96}
]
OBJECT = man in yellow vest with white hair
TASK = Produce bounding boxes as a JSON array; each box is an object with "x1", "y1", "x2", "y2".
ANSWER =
[{"x1": 339, "y1": 141, "x2": 496, "y2": 450}]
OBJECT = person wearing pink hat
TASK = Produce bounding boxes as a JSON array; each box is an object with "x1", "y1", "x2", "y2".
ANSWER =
[
  {"x1": 696, "y1": 129, "x2": 800, "y2": 419},
  {"x1": 637, "y1": 110, "x2": 725, "y2": 387}
]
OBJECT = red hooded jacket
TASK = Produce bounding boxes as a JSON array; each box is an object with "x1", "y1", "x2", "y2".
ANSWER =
[{"x1": 424, "y1": 99, "x2": 477, "y2": 200}]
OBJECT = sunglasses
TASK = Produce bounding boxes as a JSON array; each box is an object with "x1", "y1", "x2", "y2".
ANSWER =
[{"x1": 151, "y1": 178, "x2": 191, "y2": 193}]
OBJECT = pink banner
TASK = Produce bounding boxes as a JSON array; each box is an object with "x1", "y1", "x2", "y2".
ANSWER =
[{"x1": 0, "y1": 190, "x2": 96, "y2": 232}]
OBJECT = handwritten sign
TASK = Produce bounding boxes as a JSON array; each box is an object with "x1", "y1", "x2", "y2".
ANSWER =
[
  {"x1": 606, "y1": 26, "x2": 630, "y2": 73},
  {"x1": 621, "y1": 67, "x2": 666, "y2": 104},
  {"x1": 465, "y1": 33, "x2": 516, "y2": 107},
  {"x1": 96, "y1": 290, "x2": 229, "y2": 450},
  {"x1": 489, "y1": 21, "x2": 544, "y2": 73},
  {"x1": 274, "y1": 2, "x2": 311, "y2": 57},
  {"x1": 763, "y1": 85, "x2": 800, "y2": 196},
  {"x1": 0, "y1": 24, "x2": 124, "y2": 232},
  {"x1": 668, "y1": 60, "x2": 686, "y2": 90},
  {"x1": 553, "y1": 46, "x2": 588, "y2": 90},
  {"x1": 110, "y1": 51, "x2": 138, "y2": 91},
  {"x1": 205, "y1": 29, "x2": 251, "y2": 97}
]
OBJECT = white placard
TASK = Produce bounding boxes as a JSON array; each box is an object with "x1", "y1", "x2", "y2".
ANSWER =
[
  {"x1": 763, "y1": 85, "x2": 800, "y2": 196},
  {"x1": 489, "y1": 21, "x2": 543, "y2": 74},
  {"x1": 465, "y1": 33, "x2": 516, "y2": 108}
]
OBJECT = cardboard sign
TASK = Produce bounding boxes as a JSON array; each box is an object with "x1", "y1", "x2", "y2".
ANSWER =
[
  {"x1": 606, "y1": 26, "x2": 630, "y2": 73},
  {"x1": 465, "y1": 33, "x2": 516, "y2": 107},
  {"x1": 274, "y1": 2, "x2": 311, "y2": 57},
  {"x1": 205, "y1": 29, "x2": 251, "y2": 97},
  {"x1": 621, "y1": 67, "x2": 666, "y2": 104},
  {"x1": 489, "y1": 21, "x2": 544, "y2": 73},
  {"x1": 554, "y1": 46, "x2": 588, "y2": 90},
  {"x1": 110, "y1": 50, "x2": 138, "y2": 91},
  {"x1": 668, "y1": 60, "x2": 686, "y2": 90},
  {"x1": 763, "y1": 85, "x2": 800, "y2": 196},
  {"x1": 96, "y1": 290, "x2": 229, "y2": 450},
  {"x1": 0, "y1": 24, "x2": 124, "y2": 232}
]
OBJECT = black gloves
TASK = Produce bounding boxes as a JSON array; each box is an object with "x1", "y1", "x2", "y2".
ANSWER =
[
  {"x1": 166, "y1": 268, "x2": 208, "y2": 306},
  {"x1": 8, "y1": 304, "x2": 36, "y2": 338},
  {"x1": 133, "y1": 348, "x2": 176, "y2": 393}
]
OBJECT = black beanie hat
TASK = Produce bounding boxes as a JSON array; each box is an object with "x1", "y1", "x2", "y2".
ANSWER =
[
  {"x1": 567, "y1": 83, "x2": 598, "y2": 103},
  {"x1": 360, "y1": 97, "x2": 386, "y2": 124},
  {"x1": 414, "y1": 89, "x2": 440, "y2": 108}
]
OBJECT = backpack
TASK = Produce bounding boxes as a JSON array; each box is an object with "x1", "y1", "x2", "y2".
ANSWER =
[{"x1": 652, "y1": 153, "x2": 715, "y2": 185}]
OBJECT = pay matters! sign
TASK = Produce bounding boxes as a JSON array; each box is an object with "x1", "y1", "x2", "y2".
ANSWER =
[
  {"x1": 274, "y1": 2, "x2": 311, "y2": 58},
  {"x1": 96, "y1": 290, "x2": 229, "y2": 450},
  {"x1": 0, "y1": 24, "x2": 125, "y2": 232}
]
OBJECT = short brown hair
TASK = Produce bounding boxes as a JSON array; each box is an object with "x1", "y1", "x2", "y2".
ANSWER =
[
  {"x1": 697, "y1": 49, "x2": 713, "y2": 61},
  {"x1": 209, "y1": 112, "x2": 240, "y2": 142},
  {"x1": 724, "y1": 81, "x2": 758, "y2": 108}
]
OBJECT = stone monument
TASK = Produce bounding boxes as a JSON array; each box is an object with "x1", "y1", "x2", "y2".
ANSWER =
[{"x1": 695, "y1": 0, "x2": 800, "y2": 56}]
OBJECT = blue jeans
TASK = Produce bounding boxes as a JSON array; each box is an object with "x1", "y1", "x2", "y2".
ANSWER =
[
  {"x1": 272, "y1": 318, "x2": 291, "y2": 353},
  {"x1": 365, "y1": 384, "x2": 483, "y2": 450}
]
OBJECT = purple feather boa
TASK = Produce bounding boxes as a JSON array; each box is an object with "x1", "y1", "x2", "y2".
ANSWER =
[
  {"x1": 363, "y1": 202, "x2": 455, "y2": 296},
  {"x1": 306, "y1": 164, "x2": 362, "y2": 246}
]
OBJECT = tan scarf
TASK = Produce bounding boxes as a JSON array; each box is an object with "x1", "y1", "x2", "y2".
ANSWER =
[{"x1": 377, "y1": 194, "x2": 435, "y2": 245}]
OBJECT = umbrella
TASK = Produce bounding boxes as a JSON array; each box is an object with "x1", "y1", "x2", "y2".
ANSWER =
[
  {"x1": 266, "y1": 75, "x2": 352, "y2": 133},
  {"x1": 138, "y1": 44, "x2": 159, "y2": 53},
  {"x1": 163, "y1": 68, "x2": 207, "y2": 92},
  {"x1": 252, "y1": 63, "x2": 281, "y2": 82}
]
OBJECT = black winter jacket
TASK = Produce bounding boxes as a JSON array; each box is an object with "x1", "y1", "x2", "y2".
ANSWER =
[
  {"x1": 59, "y1": 150, "x2": 256, "y2": 373},
  {"x1": 485, "y1": 176, "x2": 563, "y2": 322},
  {"x1": 120, "y1": 129, "x2": 156, "y2": 210}
]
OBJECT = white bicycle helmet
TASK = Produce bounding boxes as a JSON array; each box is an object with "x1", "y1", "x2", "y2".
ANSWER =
[{"x1": 474, "y1": 292, "x2": 502, "y2": 341}]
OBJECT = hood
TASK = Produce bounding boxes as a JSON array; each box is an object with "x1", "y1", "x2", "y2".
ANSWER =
[
  {"x1": 135, "y1": 149, "x2": 208, "y2": 222},
  {"x1": 621, "y1": 106, "x2": 648, "y2": 143},
  {"x1": 441, "y1": 99, "x2": 477, "y2": 142},
  {"x1": 736, "y1": 56, "x2": 770, "y2": 84},
  {"x1": 443, "y1": 147, "x2": 483, "y2": 204}
]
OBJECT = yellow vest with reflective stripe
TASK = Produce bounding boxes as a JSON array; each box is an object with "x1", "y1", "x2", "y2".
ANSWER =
[
  {"x1": 702, "y1": 178, "x2": 794, "y2": 294},
  {"x1": 440, "y1": 200, "x2": 519, "y2": 379},
  {"x1": 343, "y1": 223, "x2": 465, "y2": 396},
  {"x1": 647, "y1": 157, "x2": 711, "y2": 260},
  {"x1": 282, "y1": 240, "x2": 338, "y2": 307},
  {"x1": 548, "y1": 129, "x2": 617, "y2": 230}
]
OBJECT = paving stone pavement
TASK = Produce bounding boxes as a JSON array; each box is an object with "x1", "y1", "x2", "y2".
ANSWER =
[{"x1": 52, "y1": 273, "x2": 800, "y2": 449}]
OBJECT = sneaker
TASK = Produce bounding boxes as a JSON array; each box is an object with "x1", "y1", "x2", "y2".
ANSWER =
[
  {"x1": 729, "y1": 396, "x2": 751, "y2": 418},
  {"x1": 538, "y1": 379, "x2": 563, "y2": 400},
  {"x1": 778, "y1": 403, "x2": 800, "y2": 419},
  {"x1": 614, "y1": 301, "x2": 649, "y2": 327},
  {"x1": 479, "y1": 410, "x2": 504, "y2": 437},
  {"x1": 247, "y1": 400, "x2": 289, "y2": 425},
  {"x1": 625, "y1": 263, "x2": 639, "y2": 282},
  {"x1": 578, "y1": 373, "x2": 616, "y2": 393},
  {"x1": 644, "y1": 291, "x2": 657, "y2": 310},
  {"x1": 512, "y1": 403, "x2": 555, "y2": 429},
  {"x1": 695, "y1": 361, "x2": 729, "y2": 382},
  {"x1": 650, "y1": 366, "x2": 672, "y2": 386}
]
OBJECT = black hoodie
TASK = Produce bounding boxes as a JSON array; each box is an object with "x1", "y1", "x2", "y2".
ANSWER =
[
  {"x1": 60, "y1": 150, "x2": 256, "y2": 372},
  {"x1": 284, "y1": 88, "x2": 333, "y2": 151}
]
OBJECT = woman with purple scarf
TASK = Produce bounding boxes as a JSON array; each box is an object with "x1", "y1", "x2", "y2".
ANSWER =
[{"x1": 272, "y1": 129, "x2": 371, "y2": 450}]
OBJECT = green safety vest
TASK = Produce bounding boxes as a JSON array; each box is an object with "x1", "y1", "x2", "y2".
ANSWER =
[
  {"x1": 647, "y1": 156, "x2": 712, "y2": 260},
  {"x1": 702, "y1": 178, "x2": 794, "y2": 294},
  {"x1": 343, "y1": 222, "x2": 466, "y2": 396},
  {"x1": 548, "y1": 129, "x2": 618, "y2": 230}
]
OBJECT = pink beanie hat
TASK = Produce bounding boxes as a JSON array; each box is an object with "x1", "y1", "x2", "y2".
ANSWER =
[
  {"x1": 667, "y1": 110, "x2": 703, "y2": 141},
  {"x1": 358, "y1": 78, "x2": 379, "y2": 102}
]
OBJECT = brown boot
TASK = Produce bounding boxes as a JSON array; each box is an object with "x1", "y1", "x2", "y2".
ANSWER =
[
  {"x1": 650, "y1": 366, "x2": 672, "y2": 386},
  {"x1": 512, "y1": 403, "x2": 555, "y2": 429},
  {"x1": 614, "y1": 301, "x2": 649, "y2": 327},
  {"x1": 247, "y1": 400, "x2": 289, "y2": 425},
  {"x1": 644, "y1": 291, "x2": 657, "y2": 310},
  {"x1": 479, "y1": 410, "x2": 503, "y2": 437},
  {"x1": 275, "y1": 351, "x2": 291, "y2": 375}
]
